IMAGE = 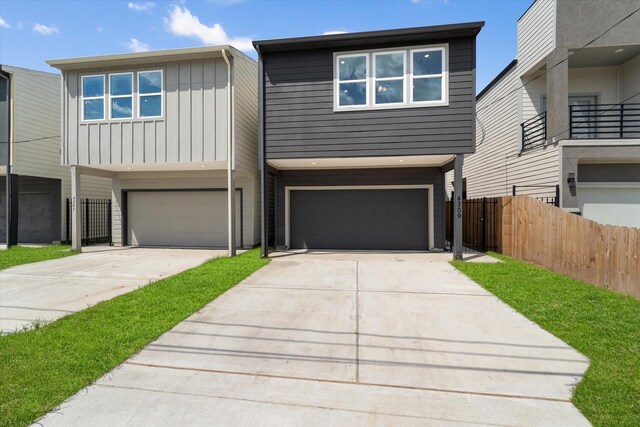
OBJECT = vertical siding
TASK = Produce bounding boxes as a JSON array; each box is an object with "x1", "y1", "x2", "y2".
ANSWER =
[
  {"x1": 63, "y1": 58, "x2": 229, "y2": 167},
  {"x1": 233, "y1": 54, "x2": 260, "y2": 243},
  {"x1": 517, "y1": 0, "x2": 556, "y2": 74}
]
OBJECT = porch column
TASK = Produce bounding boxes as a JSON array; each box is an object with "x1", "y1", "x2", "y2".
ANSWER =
[
  {"x1": 70, "y1": 166, "x2": 82, "y2": 252},
  {"x1": 453, "y1": 154, "x2": 464, "y2": 260},
  {"x1": 546, "y1": 48, "x2": 569, "y2": 142}
]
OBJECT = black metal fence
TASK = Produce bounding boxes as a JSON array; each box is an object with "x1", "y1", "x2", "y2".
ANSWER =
[
  {"x1": 570, "y1": 103, "x2": 640, "y2": 139},
  {"x1": 445, "y1": 196, "x2": 499, "y2": 252},
  {"x1": 512, "y1": 185, "x2": 559, "y2": 207},
  {"x1": 521, "y1": 111, "x2": 546, "y2": 151},
  {"x1": 65, "y1": 198, "x2": 112, "y2": 245}
]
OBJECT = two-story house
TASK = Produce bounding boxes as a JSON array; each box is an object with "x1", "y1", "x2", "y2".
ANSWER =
[
  {"x1": 449, "y1": 0, "x2": 640, "y2": 228},
  {"x1": 255, "y1": 23, "x2": 484, "y2": 258},
  {"x1": 47, "y1": 46, "x2": 259, "y2": 253},
  {"x1": 1, "y1": 65, "x2": 111, "y2": 245}
]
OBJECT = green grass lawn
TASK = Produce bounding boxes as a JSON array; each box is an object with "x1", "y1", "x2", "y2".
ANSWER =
[
  {"x1": 453, "y1": 253, "x2": 640, "y2": 427},
  {"x1": 0, "y1": 245, "x2": 77, "y2": 270},
  {"x1": 0, "y1": 249, "x2": 269, "y2": 427}
]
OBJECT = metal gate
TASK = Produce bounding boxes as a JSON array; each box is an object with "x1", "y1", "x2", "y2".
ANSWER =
[
  {"x1": 65, "y1": 198, "x2": 112, "y2": 245},
  {"x1": 445, "y1": 197, "x2": 499, "y2": 252}
]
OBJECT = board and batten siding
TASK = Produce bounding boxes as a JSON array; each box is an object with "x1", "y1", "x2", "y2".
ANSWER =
[
  {"x1": 62, "y1": 58, "x2": 230, "y2": 166},
  {"x1": 263, "y1": 37, "x2": 476, "y2": 159},
  {"x1": 446, "y1": 63, "x2": 559, "y2": 199},
  {"x1": 517, "y1": 0, "x2": 556, "y2": 75}
]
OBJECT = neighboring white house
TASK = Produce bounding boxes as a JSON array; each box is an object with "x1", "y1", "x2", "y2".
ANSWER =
[
  {"x1": 1, "y1": 65, "x2": 111, "y2": 244},
  {"x1": 447, "y1": 0, "x2": 640, "y2": 228},
  {"x1": 47, "y1": 46, "x2": 259, "y2": 253}
]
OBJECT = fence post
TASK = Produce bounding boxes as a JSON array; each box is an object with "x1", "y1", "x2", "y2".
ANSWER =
[
  {"x1": 66, "y1": 198, "x2": 70, "y2": 244},
  {"x1": 84, "y1": 199, "x2": 89, "y2": 245},
  {"x1": 512, "y1": 185, "x2": 517, "y2": 196},
  {"x1": 481, "y1": 197, "x2": 487, "y2": 251},
  {"x1": 108, "y1": 200, "x2": 112, "y2": 245},
  {"x1": 569, "y1": 105, "x2": 573, "y2": 139},
  {"x1": 555, "y1": 185, "x2": 560, "y2": 207}
]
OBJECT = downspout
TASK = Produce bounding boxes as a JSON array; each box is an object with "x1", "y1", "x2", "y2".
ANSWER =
[
  {"x1": 222, "y1": 48, "x2": 236, "y2": 256},
  {"x1": 0, "y1": 69, "x2": 14, "y2": 247},
  {"x1": 255, "y1": 45, "x2": 267, "y2": 258}
]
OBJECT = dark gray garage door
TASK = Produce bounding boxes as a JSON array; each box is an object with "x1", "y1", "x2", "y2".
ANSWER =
[{"x1": 290, "y1": 189, "x2": 428, "y2": 250}]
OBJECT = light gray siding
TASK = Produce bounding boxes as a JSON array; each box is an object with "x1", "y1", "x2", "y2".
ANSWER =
[
  {"x1": 62, "y1": 58, "x2": 229, "y2": 166},
  {"x1": 517, "y1": 0, "x2": 556, "y2": 74},
  {"x1": 263, "y1": 38, "x2": 476, "y2": 159}
]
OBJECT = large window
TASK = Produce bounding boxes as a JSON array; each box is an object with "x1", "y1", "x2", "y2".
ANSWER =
[
  {"x1": 334, "y1": 45, "x2": 447, "y2": 111},
  {"x1": 82, "y1": 75, "x2": 105, "y2": 121},
  {"x1": 138, "y1": 70, "x2": 163, "y2": 118},
  {"x1": 110, "y1": 73, "x2": 133, "y2": 119}
]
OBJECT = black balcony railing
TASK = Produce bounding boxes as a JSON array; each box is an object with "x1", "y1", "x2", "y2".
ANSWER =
[
  {"x1": 521, "y1": 111, "x2": 547, "y2": 151},
  {"x1": 570, "y1": 103, "x2": 640, "y2": 139}
]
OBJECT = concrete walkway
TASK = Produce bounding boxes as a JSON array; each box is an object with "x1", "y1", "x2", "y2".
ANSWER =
[
  {"x1": 37, "y1": 252, "x2": 590, "y2": 426},
  {"x1": 0, "y1": 246, "x2": 225, "y2": 333}
]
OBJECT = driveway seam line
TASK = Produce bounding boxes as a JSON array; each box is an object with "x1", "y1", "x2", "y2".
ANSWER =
[{"x1": 123, "y1": 361, "x2": 573, "y2": 403}]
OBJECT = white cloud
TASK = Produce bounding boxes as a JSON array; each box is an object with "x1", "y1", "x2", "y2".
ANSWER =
[
  {"x1": 125, "y1": 38, "x2": 150, "y2": 52},
  {"x1": 0, "y1": 17, "x2": 10, "y2": 28},
  {"x1": 323, "y1": 30, "x2": 348, "y2": 35},
  {"x1": 128, "y1": 2, "x2": 155, "y2": 12},
  {"x1": 164, "y1": 5, "x2": 253, "y2": 51},
  {"x1": 33, "y1": 23, "x2": 58, "y2": 35}
]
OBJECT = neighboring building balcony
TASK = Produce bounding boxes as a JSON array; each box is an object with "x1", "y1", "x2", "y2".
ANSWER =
[{"x1": 521, "y1": 103, "x2": 640, "y2": 150}]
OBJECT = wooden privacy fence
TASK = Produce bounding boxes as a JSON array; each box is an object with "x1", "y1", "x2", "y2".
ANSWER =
[{"x1": 499, "y1": 196, "x2": 640, "y2": 298}]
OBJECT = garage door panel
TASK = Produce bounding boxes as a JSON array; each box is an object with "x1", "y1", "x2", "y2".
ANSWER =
[
  {"x1": 290, "y1": 189, "x2": 428, "y2": 251},
  {"x1": 578, "y1": 186, "x2": 640, "y2": 227},
  {"x1": 128, "y1": 191, "x2": 241, "y2": 247}
]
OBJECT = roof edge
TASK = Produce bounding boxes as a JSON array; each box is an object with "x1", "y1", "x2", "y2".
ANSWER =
[
  {"x1": 253, "y1": 21, "x2": 485, "y2": 50},
  {"x1": 47, "y1": 45, "x2": 253, "y2": 71},
  {"x1": 477, "y1": 59, "x2": 518, "y2": 100}
]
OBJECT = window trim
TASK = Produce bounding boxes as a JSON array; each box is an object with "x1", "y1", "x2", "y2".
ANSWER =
[
  {"x1": 372, "y1": 50, "x2": 406, "y2": 107},
  {"x1": 137, "y1": 69, "x2": 164, "y2": 119},
  {"x1": 333, "y1": 43, "x2": 449, "y2": 112},
  {"x1": 410, "y1": 47, "x2": 448, "y2": 106},
  {"x1": 81, "y1": 74, "x2": 106, "y2": 122},
  {"x1": 335, "y1": 53, "x2": 369, "y2": 109},
  {"x1": 108, "y1": 72, "x2": 134, "y2": 121}
]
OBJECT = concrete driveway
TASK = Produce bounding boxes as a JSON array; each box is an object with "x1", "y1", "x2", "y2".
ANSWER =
[
  {"x1": 0, "y1": 246, "x2": 225, "y2": 333},
  {"x1": 37, "y1": 252, "x2": 590, "y2": 426}
]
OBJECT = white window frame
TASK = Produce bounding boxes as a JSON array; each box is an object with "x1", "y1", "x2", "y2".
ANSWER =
[
  {"x1": 137, "y1": 69, "x2": 164, "y2": 119},
  {"x1": 410, "y1": 47, "x2": 448, "y2": 106},
  {"x1": 108, "y1": 72, "x2": 134, "y2": 120},
  {"x1": 333, "y1": 43, "x2": 449, "y2": 112},
  {"x1": 335, "y1": 53, "x2": 369, "y2": 109},
  {"x1": 373, "y1": 50, "x2": 406, "y2": 107},
  {"x1": 81, "y1": 74, "x2": 105, "y2": 122}
]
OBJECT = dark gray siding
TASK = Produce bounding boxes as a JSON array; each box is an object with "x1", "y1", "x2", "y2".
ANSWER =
[
  {"x1": 0, "y1": 175, "x2": 61, "y2": 243},
  {"x1": 0, "y1": 73, "x2": 7, "y2": 166},
  {"x1": 263, "y1": 38, "x2": 476, "y2": 159},
  {"x1": 273, "y1": 167, "x2": 445, "y2": 248}
]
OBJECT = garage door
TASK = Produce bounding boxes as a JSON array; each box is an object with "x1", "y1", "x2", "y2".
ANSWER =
[
  {"x1": 127, "y1": 191, "x2": 241, "y2": 247},
  {"x1": 290, "y1": 189, "x2": 428, "y2": 250},
  {"x1": 578, "y1": 186, "x2": 640, "y2": 227}
]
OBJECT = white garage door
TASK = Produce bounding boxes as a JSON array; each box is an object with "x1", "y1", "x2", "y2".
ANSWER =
[
  {"x1": 128, "y1": 191, "x2": 241, "y2": 247},
  {"x1": 578, "y1": 185, "x2": 640, "y2": 228}
]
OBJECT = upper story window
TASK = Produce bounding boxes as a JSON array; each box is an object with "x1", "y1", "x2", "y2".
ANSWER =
[
  {"x1": 139, "y1": 70, "x2": 163, "y2": 118},
  {"x1": 110, "y1": 73, "x2": 133, "y2": 119},
  {"x1": 334, "y1": 44, "x2": 448, "y2": 111},
  {"x1": 80, "y1": 70, "x2": 163, "y2": 122},
  {"x1": 82, "y1": 75, "x2": 105, "y2": 121}
]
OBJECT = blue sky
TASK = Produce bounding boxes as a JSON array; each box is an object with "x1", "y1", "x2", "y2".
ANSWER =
[{"x1": 0, "y1": 0, "x2": 532, "y2": 92}]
